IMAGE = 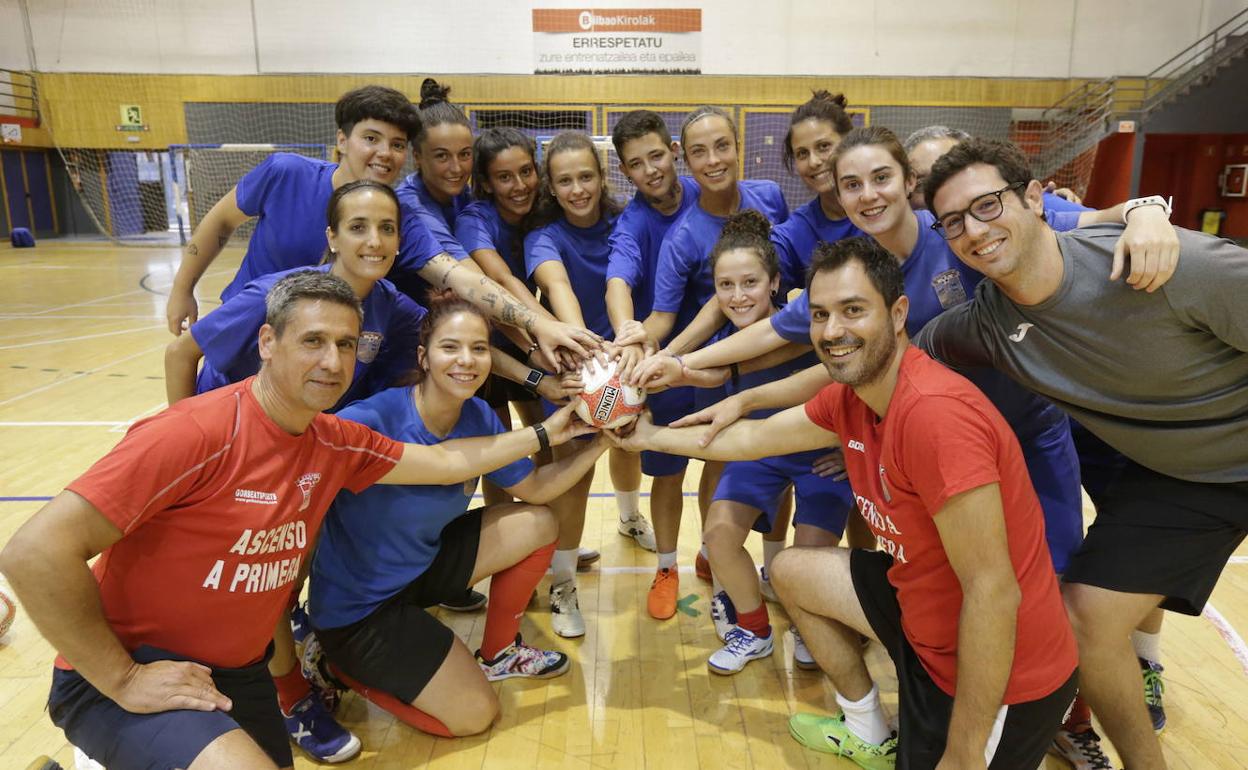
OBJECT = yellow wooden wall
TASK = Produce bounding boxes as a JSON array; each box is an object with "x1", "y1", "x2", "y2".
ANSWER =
[{"x1": 29, "y1": 72, "x2": 1091, "y2": 149}]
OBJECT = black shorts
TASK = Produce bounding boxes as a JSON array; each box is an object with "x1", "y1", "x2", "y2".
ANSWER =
[
  {"x1": 1062, "y1": 461, "x2": 1248, "y2": 615},
  {"x1": 851, "y1": 550, "x2": 1078, "y2": 770},
  {"x1": 314, "y1": 509, "x2": 483, "y2": 703},
  {"x1": 48, "y1": 644, "x2": 290, "y2": 770}
]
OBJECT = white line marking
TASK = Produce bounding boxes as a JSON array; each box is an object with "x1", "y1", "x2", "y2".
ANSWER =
[
  {"x1": 0, "y1": 344, "x2": 164, "y2": 407},
  {"x1": 1228, "y1": 556, "x2": 1248, "y2": 564},
  {"x1": 1203, "y1": 602, "x2": 1248, "y2": 677},
  {"x1": 109, "y1": 403, "x2": 165, "y2": 432},
  {"x1": 0, "y1": 314, "x2": 162, "y2": 320},
  {"x1": 0, "y1": 324, "x2": 164, "y2": 350}
]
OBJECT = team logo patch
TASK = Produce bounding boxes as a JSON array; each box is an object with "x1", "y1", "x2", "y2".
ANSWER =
[
  {"x1": 931, "y1": 269, "x2": 968, "y2": 310},
  {"x1": 295, "y1": 473, "x2": 323, "y2": 512},
  {"x1": 357, "y1": 332, "x2": 384, "y2": 364}
]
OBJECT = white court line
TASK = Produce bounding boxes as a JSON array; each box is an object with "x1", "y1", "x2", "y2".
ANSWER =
[
  {"x1": 110, "y1": 403, "x2": 165, "y2": 432},
  {"x1": 1228, "y1": 556, "x2": 1248, "y2": 564},
  {"x1": 1203, "y1": 602, "x2": 1248, "y2": 677},
  {"x1": 0, "y1": 421, "x2": 130, "y2": 427},
  {"x1": 0, "y1": 314, "x2": 162, "y2": 320},
  {"x1": 0, "y1": 343, "x2": 164, "y2": 407},
  {"x1": 0, "y1": 324, "x2": 164, "y2": 350},
  {"x1": 25, "y1": 266, "x2": 234, "y2": 317}
]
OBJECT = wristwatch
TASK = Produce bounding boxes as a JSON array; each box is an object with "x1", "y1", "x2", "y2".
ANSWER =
[
  {"x1": 1122, "y1": 195, "x2": 1172, "y2": 223},
  {"x1": 523, "y1": 368, "x2": 545, "y2": 393}
]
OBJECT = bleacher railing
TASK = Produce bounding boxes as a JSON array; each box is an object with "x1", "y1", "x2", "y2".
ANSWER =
[{"x1": 0, "y1": 68, "x2": 40, "y2": 123}]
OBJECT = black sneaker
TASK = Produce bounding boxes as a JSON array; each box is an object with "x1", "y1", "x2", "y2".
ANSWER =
[{"x1": 439, "y1": 589, "x2": 487, "y2": 612}]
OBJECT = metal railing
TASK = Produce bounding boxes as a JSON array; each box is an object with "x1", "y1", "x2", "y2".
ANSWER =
[
  {"x1": 1031, "y1": 7, "x2": 1248, "y2": 184},
  {"x1": 0, "y1": 68, "x2": 39, "y2": 123},
  {"x1": 1140, "y1": 6, "x2": 1248, "y2": 114}
]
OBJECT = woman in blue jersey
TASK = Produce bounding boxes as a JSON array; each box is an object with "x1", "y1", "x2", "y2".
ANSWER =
[
  {"x1": 167, "y1": 85, "x2": 420, "y2": 334},
  {"x1": 522, "y1": 131, "x2": 633, "y2": 636},
  {"x1": 309, "y1": 297, "x2": 609, "y2": 737},
  {"x1": 390, "y1": 78, "x2": 475, "y2": 298},
  {"x1": 697, "y1": 211, "x2": 855, "y2": 676},
  {"x1": 164, "y1": 180, "x2": 426, "y2": 412}
]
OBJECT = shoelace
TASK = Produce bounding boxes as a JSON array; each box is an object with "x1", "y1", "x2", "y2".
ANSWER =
[
  {"x1": 1067, "y1": 730, "x2": 1114, "y2": 769},
  {"x1": 723, "y1": 628, "x2": 758, "y2": 655}
]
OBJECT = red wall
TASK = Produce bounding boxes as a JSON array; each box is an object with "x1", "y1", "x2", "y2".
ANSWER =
[
  {"x1": 1136, "y1": 133, "x2": 1248, "y2": 238},
  {"x1": 1082, "y1": 132, "x2": 1135, "y2": 210}
]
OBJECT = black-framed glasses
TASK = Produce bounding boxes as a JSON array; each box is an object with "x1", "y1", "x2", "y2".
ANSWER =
[{"x1": 931, "y1": 182, "x2": 1025, "y2": 240}]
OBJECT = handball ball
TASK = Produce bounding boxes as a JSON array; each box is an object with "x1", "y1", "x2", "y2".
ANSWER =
[
  {"x1": 574, "y1": 357, "x2": 646, "y2": 429},
  {"x1": 0, "y1": 587, "x2": 15, "y2": 640}
]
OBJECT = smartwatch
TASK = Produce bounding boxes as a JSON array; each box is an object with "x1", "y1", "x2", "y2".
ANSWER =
[
  {"x1": 1122, "y1": 195, "x2": 1172, "y2": 223},
  {"x1": 523, "y1": 368, "x2": 545, "y2": 393}
]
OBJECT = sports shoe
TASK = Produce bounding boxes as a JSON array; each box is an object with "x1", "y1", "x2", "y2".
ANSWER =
[
  {"x1": 1050, "y1": 726, "x2": 1114, "y2": 769},
  {"x1": 549, "y1": 579, "x2": 586, "y2": 638},
  {"x1": 290, "y1": 601, "x2": 313, "y2": 650},
  {"x1": 710, "y1": 590, "x2": 738, "y2": 642},
  {"x1": 476, "y1": 634, "x2": 570, "y2": 681},
  {"x1": 618, "y1": 514, "x2": 656, "y2": 551},
  {"x1": 439, "y1": 588, "x2": 487, "y2": 612},
  {"x1": 759, "y1": 566, "x2": 778, "y2": 602},
  {"x1": 788, "y1": 712, "x2": 897, "y2": 769},
  {"x1": 577, "y1": 546, "x2": 601, "y2": 570},
  {"x1": 647, "y1": 567, "x2": 679, "y2": 619},
  {"x1": 791, "y1": 627, "x2": 819, "y2": 670},
  {"x1": 1141, "y1": 657, "x2": 1166, "y2": 732},
  {"x1": 283, "y1": 690, "x2": 361, "y2": 763},
  {"x1": 695, "y1": 551, "x2": 712, "y2": 582},
  {"x1": 708, "y1": 626, "x2": 773, "y2": 674}
]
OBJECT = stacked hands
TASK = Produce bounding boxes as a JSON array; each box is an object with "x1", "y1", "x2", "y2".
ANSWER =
[{"x1": 537, "y1": 326, "x2": 848, "y2": 480}]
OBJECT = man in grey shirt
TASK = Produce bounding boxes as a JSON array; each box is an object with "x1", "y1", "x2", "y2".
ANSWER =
[{"x1": 916, "y1": 137, "x2": 1248, "y2": 770}]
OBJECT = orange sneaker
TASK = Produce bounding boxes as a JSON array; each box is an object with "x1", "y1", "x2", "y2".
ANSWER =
[
  {"x1": 695, "y1": 552, "x2": 712, "y2": 583},
  {"x1": 647, "y1": 567, "x2": 679, "y2": 619}
]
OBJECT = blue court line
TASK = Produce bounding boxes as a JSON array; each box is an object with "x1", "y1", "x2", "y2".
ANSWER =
[{"x1": 0, "y1": 492, "x2": 699, "y2": 503}]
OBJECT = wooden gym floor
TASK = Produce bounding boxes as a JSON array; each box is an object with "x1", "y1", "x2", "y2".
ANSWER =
[{"x1": 1, "y1": 241, "x2": 1246, "y2": 769}]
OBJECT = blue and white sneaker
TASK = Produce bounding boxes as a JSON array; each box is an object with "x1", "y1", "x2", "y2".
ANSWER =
[
  {"x1": 283, "y1": 691, "x2": 361, "y2": 763},
  {"x1": 708, "y1": 626, "x2": 773, "y2": 675},
  {"x1": 710, "y1": 590, "x2": 738, "y2": 642}
]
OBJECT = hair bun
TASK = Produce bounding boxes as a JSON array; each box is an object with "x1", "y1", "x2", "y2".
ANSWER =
[
  {"x1": 811, "y1": 89, "x2": 848, "y2": 109},
  {"x1": 721, "y1": 209, "x2": 771, "y2": 241},
  {"x1": 419, "y1": 78, "x2": 452, "y2": 109}
]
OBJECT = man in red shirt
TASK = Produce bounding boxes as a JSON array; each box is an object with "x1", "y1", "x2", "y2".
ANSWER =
[
  {"x1": 0, "y1": 271, "x2": 593, "y2": 770},
  {"x1": 612, "y1": 237, "x2": 1078, "y2": 769}
]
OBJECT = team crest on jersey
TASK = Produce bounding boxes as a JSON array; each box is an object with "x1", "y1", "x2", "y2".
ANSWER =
[
  {"x1": 931, "y1": 269, "x2": 968, "y2": 310},
  {"x1": 357, "y1": 332, "x2": 384, "y2": 364},
  {"x1": 295, "y1": 473, "x2": 323, "y2": 512}
]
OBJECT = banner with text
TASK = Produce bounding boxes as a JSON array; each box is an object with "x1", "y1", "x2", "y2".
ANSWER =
[{"x1": 533, "y1": 8, "x2": 701, "y2": 74}]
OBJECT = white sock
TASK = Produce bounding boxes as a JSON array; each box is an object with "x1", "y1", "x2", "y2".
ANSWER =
[
  {"x1": 551, "y1": 549, "x2": 578, "y2": 585},
  {"x1": 836, "y1": 683, "x2": 891, "y2": 745},
  {"x1": 763, "y1": 538, "x2": 785, "y2": 576},
  {"x1": 657, "y1": 550, "x2": 678, "y2": 570},
  {"x1": 1132, "y1": 630, "x2": 1162, "y2": 664},
  {"x1": 616, "y1": 489, "x2": 640, "y2": 521}
]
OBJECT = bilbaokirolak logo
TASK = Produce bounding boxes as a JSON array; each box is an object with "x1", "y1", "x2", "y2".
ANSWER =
[{"x1": 579, "y1": 10, "x2": 593, "y2": 30}]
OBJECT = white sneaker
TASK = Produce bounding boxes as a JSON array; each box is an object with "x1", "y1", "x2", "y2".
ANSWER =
[
  {"x1": 549, "y1": 579, "x2": 586, "y2": 638},
  {"x1": 577, "y1": 546, "x2": 600, "y2": 570},
  {"x1": 791, "y1": 627, "x2": 819, "y2": 670},
  {"x1": 710, "y1": 590, "x2": 737, "y2": 642},
  {"x1": 708, "y1": 627, "x2": 773, "y2": 675},
  {"x1": 618, "y1": 514, "x2": 656, "y2": 551},
  {"x1": 759, "y1": 566, "x2": 778, "y2": 602},
  {"x1": 1049, "y1": 727, "x2": 1114, "y2": 769},
  {"x1": 477, "y1": 634, "x2": 570, "y2": 681}
]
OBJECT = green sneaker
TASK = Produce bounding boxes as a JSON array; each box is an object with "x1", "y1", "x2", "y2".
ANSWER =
[{"x1": 788, "y1": 712, "x2": 897, "y2": 769}]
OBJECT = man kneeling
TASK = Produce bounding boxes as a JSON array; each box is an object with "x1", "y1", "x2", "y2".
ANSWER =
[{"x1": 612, "y1": 238, "x2": 1077, "y2": 769}]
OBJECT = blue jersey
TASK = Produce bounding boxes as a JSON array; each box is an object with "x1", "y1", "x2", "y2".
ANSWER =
[
  {"x1": 222, "y1": 154, "x2": 338, "y2": 300},
  {"x1": 606, "y1": 176, "x2": 701, "y2": 324},
  {"x1": 455, "y1": 199, "x2": 527, "y2": 286},
  {"x1": 524, "y1": 214, "x2": 616, "y2": 338},
  {"x1": 310, "y1": 390, "x2": 532, "y2": 628},
  {"x1": 653, "y1": 179, "x2": 789, "y2": 318},
  {"x1": 1042, "y1": 190, "x2": 1091, "y2": 213},
  {"x1": 395, "y1": 173, "x2": 470, "y2": 260},
  {"x1": 771, "y1": 198, "x2": 864, "y2": 293},
  {"x1": 390, "y1": 174, "x2": 467, "y2": 301},
  {"x1": 191, "y1": 264, "x2": 426, "y2": 412}
]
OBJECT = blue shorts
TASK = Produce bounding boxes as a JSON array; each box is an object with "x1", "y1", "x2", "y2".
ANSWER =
[
  {"x1": 48, "y1": 644, "x2": 290, "y2": 770},
  {"x1": 642, "y1": 386, "x2": 695, "y2": 477},
  {"x1": 1021, "y1": 419, "x2": 1084, "y2": 574},
  {"x1": 713, "y1": 449, "x2": 854, "y2": 537},
  {"x1": 693, "y1": 382, "x2": 728, "y2": 411}
]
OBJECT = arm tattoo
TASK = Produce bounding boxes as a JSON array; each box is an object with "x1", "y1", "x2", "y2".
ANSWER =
[
  {"x1": 476, "y1": 274, "x2": 535, "y2": 331},
  {"x1": 186, "y1": 243, "x2": 199, "y2": 257}
]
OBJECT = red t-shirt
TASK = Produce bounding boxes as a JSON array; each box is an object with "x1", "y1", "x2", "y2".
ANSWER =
[
  {"x1": 805, "y1": 346, "x2": 1077, "y2": 703},
  {"x1": 59, "y1": 378, "x2": 403, "y2": 669}
]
